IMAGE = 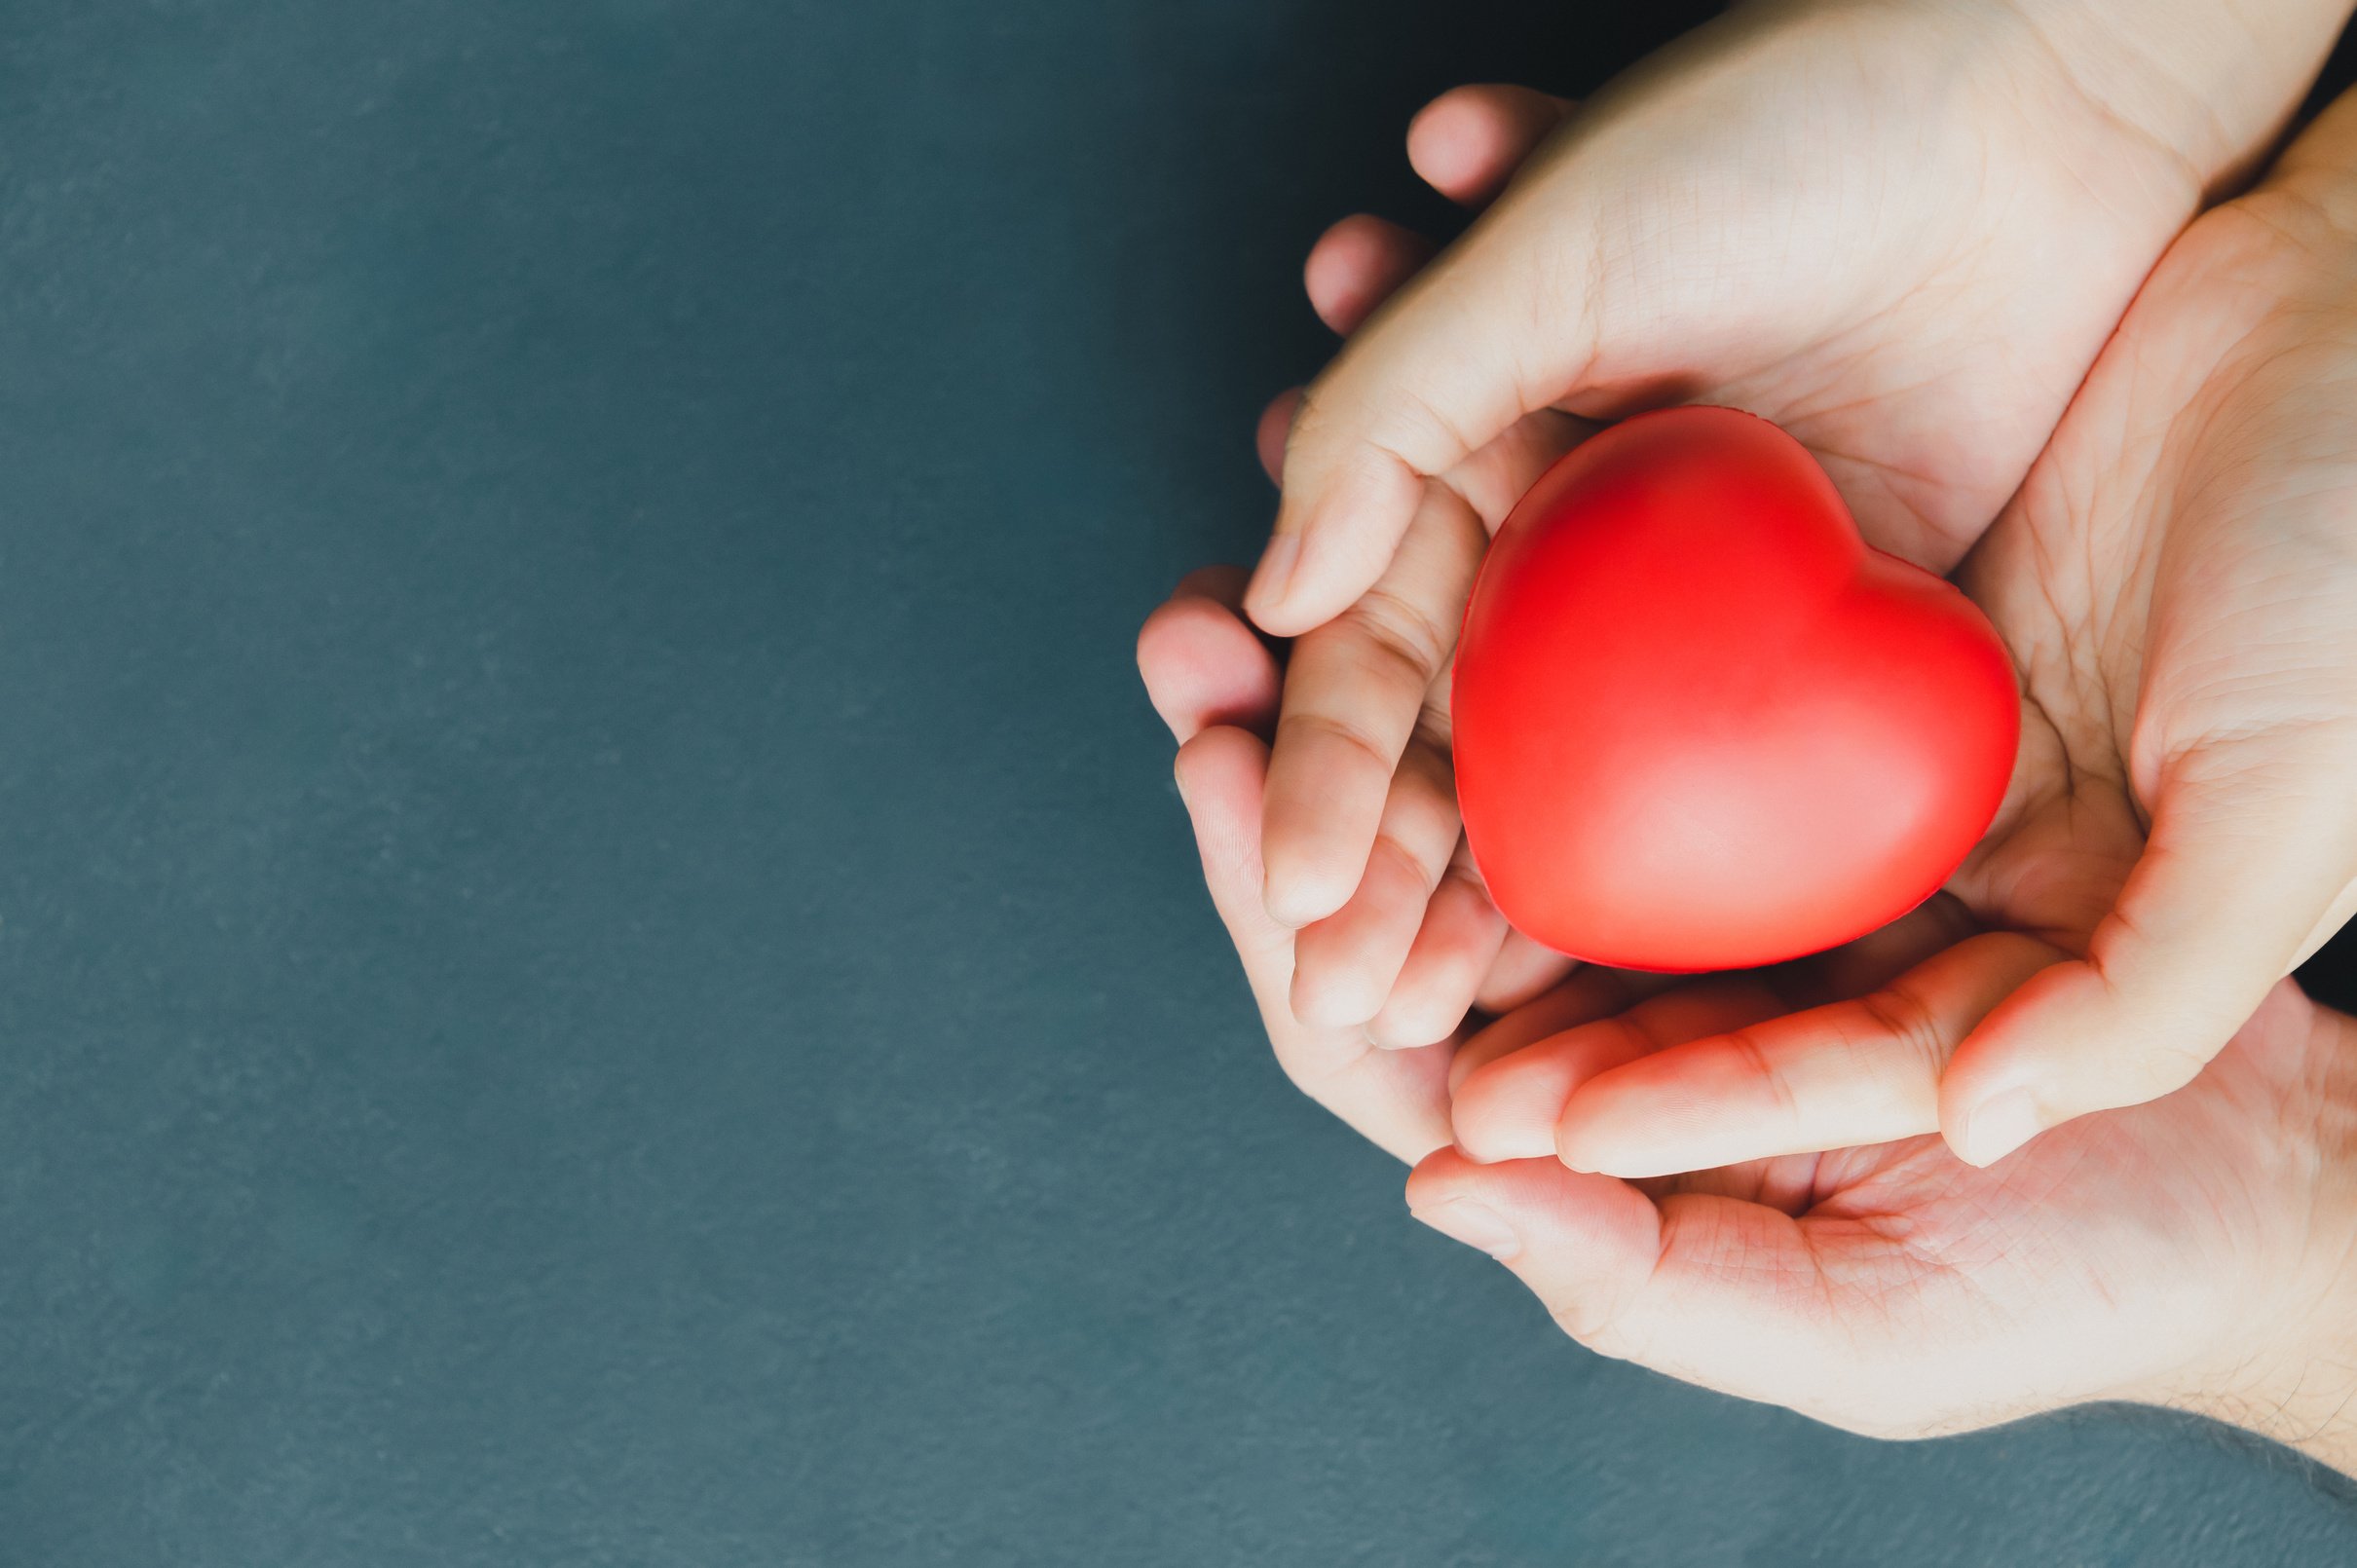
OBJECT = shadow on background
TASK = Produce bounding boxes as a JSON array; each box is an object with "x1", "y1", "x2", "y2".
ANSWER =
[{"x1": 1095, "y1": 0, "x2": 1722, "y2": 583}]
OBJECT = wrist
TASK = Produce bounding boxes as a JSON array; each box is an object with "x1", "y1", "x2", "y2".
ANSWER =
[
  {"x1": 2162, "y1": 1004, "x2": 2357, "y2": 1474},
  {"x1": 1991, "y1": 0, "x2": 2353, "y2": 193}
]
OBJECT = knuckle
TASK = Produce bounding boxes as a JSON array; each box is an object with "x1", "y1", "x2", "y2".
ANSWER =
[
  {"x1": 1378, "y1": 764, "x2": 1462, "y2": 857},
  {"x1": 1726, "y1": 1027, "x2": 1800, "y2": 1122},
  {"x1": 1367, "y1": 827, "x2": 1447, "y2": 899},
  {"x1": 2118, "y1": 1036, "x2": 2213, "y2": 1101},
  {"x1": 1855, "y1": 981, "x2": 1953, "y2": 1077},
  {"x1": 1366, "y1": 382, "x2": 1474, "y2": 476},
  {"x1": 1545, "y1": 1295, "x2": 1613, "y2": 1348},
  {"x1": 1342, "y1": 587, "x2": 1454, "y2": 691},
  {"x1": 1276, "y1": 709, "x2": 1397, "y2": 778}
]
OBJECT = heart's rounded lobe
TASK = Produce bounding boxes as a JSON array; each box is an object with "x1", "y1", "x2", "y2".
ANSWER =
[{"x1": 1451, "y1": 406, "x2": 2019, "y2": 972}]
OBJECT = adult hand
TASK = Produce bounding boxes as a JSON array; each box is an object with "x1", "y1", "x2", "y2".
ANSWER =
[
  {"x1": 1456, "y1": 87, "x2": 2357, "y2": 1177},
  {"x1": 1245, "y1": 0, "x2": 2350, "y2": 1050},
  {"x1": 1140, "y1": 562, "x2": 2357, "y2": 1463},
  {"x1": 1413, "y1": 970, "x2": 2357, "y2": 1455},
  {"x1": 1139, "y1": 565, "x2": 1937, "y2": 1151}
]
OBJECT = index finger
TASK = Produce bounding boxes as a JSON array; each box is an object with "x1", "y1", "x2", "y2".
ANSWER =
[
  {"x1": 1259, "y1": 479, "x2": 1484, "y2": 926},
  {"x1": 1246, "y1": 188, "x2": 1602, "y2": 635},
  {"x1": 1553, "y1": 933, "x2": 2063, "y2": 1177}
]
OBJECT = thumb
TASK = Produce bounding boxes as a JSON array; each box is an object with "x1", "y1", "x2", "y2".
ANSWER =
[
  {"x1": 1245, "y1": 192, "x2": 1600, "y2": 636},
  {"x1": 1941, "y1": 743, "x2": 2357, "y2": 1165},
  {"x1": 1404, "y1": 1150, "x2": 1907, "y2": 1429}
]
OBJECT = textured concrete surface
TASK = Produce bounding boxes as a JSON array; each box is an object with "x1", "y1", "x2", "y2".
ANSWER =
[{"x1": 1, "y1": 2, "x2": 2354, "y2": 1563}]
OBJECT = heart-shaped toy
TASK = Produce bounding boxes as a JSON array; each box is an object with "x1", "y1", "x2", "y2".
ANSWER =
[{"x1": 1452, "y1": 406, "x2": 2019, "y2": 972}]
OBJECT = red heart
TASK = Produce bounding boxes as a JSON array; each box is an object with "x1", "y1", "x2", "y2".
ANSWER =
[{"x1": 1452, "y1": 406, "x2": 2018, "y2": 973}]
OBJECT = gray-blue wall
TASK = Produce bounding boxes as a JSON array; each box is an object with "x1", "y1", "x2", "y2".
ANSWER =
[{"x1": 2, "y1": 2, "x2": 2354, "y2": 1562}]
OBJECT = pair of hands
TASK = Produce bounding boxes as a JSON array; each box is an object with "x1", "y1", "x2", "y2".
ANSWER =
[
  {"x1": 1233, "y1": 0, "x2": 2357, "y2": 1161},
  {"x1": 1141, "y1": 0, "x2": 2357, "y2": 1451}
]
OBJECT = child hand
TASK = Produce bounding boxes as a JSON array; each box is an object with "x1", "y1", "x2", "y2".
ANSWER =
[
  {"x1": 1242, "y1": 99, "x2": 1594, "y2": 1044},
  {"x1": 1410, "y1": 966, "x2": 2357, "y2": 1457},
  {"x1": 1144, "y1": 549, "x2": 2357, "y2": 1463}
]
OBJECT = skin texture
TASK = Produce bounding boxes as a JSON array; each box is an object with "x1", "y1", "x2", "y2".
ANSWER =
[
  {"x1": 1459, "y1": 93, "x2": 2357, "y2": 1178},
  {"x1": 1140, "y1": 38, "x2": 2357, "y2": 1461},
  {"x1": 1140, "y1": 531, "x2": 2357, "y2": 1455},
  {"x1": 1236, "y1": 0, "x2": 2357, "y2": 1163}
]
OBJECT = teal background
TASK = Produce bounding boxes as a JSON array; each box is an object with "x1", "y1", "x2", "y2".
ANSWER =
[{"x1": 2, "y1": 2, "x2": 2355, "y2": 1563}]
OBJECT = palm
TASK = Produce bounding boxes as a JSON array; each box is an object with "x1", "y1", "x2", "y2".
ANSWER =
[
  {"x1": 1506, "y1": 3, "x2": 2187, "y2": 572},
  {"x1": 1153, "y1": 17, "x2": 2357, "y2": 1452},
  {"x1": 1144, "y1": 557, "x2": 2357, "y2": 1435},
  {"x1": 1261, "y1": 6, "x2": 2231, "y2": 1042},
  {"x1": 1440, "y1": 974, "x2": 2351, "y2": 1437},
  {"x1": 1927, "y1": 149, "x2": 2357, "y2": 1105},
  {"x1": 1437, "y1": 103, "x2": 2357, "y2": 1192},
  {"x1": 1409, "y1": 135, "x2": 2357, "y2": 1436}
]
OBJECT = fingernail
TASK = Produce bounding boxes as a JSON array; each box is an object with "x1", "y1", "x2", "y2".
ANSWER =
[
  {"x1": 1961, "y1": 1089, "x2": 2043, "y2": 1167},
  {"x1": 1247, "y1": 532, "x2": 1299, "y2": 616},
  {"x1": 1410, "y1": 1199, "x2": 1521, "y2": 1260}
]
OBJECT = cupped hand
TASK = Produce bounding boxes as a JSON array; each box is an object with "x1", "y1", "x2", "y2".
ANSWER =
[
  {"x1": 1238, "y1": 89, "x2": 1593, "y2": 1047},
  {"x1": 1242, "y1": 0, "x2": 2348, "y2": 1047},
  {"x1": 1140, "y1": 577, "x2": 2357, "y2": 1452},
  {"x1": 1413, "y1": 970, "x2": 2357, "y2": 1445},
  {"x1": 1140, "y1": 566, "x2": 1461, "y2": 1161},
  {"x1": 1140, "y1": 562, "x2": 1994, "y2": 1158},
  {"x1": 1456, "y1": 87, "x2": 2357, "y2": 1179}
]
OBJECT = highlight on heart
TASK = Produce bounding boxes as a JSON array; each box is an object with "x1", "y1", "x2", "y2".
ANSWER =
[{"x1": 1451, "y1": 406, "x2": 2018, "y2": 973}]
